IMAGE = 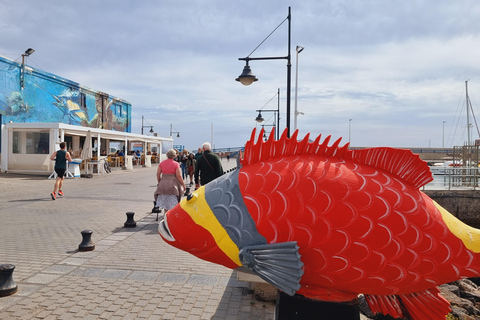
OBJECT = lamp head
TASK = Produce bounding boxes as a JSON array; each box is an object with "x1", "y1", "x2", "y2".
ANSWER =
[
  {"x1": 255, "y1": 111, "x2": 264, "y2": 123},
  {"x1": 236, "y1": 65, "x2": 258, "y2": 86},
  {"x1": 296, "y1": 46, "x2": 304, "y2": 53},
  {"x1": 24, "y1": 48, "x2": 35, "y2": 56},
  {"x1": 149, "y1": 127, "x2": 154, "y2": 133},
  {"x1": 176, "y1": 133, "x2": 180, "y2": 138}
]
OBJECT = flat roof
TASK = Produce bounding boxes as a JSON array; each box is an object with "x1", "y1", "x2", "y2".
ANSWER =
[{"x1": 4, "y1": 122, "x2": 173, "y2": 144}]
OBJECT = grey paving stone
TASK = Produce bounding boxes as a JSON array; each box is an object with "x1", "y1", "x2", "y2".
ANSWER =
[
  {"x1": 157, "y1": 272, "x2": 190, "y2": 284},
  {"x1": 99, "y1": 268, "x2": 131, "y2": 280}
]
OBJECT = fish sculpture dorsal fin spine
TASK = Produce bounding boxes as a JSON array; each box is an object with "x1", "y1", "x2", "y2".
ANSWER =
[{"x1": 242, "y1": 128, "x2": 433, "y2": 189}]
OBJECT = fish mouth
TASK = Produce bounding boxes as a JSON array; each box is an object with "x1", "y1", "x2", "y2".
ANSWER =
[{"x1": 158, "y1": 216, "x2": 175, "y2": 242}]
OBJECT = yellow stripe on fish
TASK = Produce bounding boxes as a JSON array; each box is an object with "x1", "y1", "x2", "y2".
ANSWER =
[
  {"x1": 179, "y1": 186, "x2": 242, "y2": 266},
  {"x1": 434, "y1": 200, "x2": 480, "y2": 253}
]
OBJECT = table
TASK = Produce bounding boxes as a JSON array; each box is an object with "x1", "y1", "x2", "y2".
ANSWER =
[
  {"x1": 86, "y1": 161, "x2": 105, "y2": 175},
  {"x1": 110, "y1": 157, "x2": 120, "y2": 167}
]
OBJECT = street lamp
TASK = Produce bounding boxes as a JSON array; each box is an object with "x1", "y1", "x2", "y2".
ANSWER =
[
  {"x1": 260, "y1": 123, "x2": 275, "y2": 141},
  {"x1": 294, "y1": 45, "x2": 304, "y2": 131},
  {"x1": 255, "y1": 89, "x2": 280, "y2": 139},
  {"x1": 170, "y1": 124, "x2": 180, "y2": 138},
  {"x1": 20, "y1": 48, "x2": 35, "y2": 89},
  {"x1": 236, "y1": 7, "x2": 292, "y2": 137},
  {"x1": 141, "y1": 115, "x2": 154, "y2": 135}
]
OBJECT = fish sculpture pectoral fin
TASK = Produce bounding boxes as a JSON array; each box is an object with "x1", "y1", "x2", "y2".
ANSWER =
[
  {"x1": 363, "y1": 287, "x2": 451, "y2": 320},
  {"x1": 238, "y1": 241, "x2": 304, "y2": 296}
]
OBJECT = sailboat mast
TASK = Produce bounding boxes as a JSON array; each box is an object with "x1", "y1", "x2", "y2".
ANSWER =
[{"x1": 466, "y1": 80, "x2": 471, "y2": 146}]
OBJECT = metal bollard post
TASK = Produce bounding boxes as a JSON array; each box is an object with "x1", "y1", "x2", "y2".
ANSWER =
[
  {"x1": 152, "y1": 202, "x2": 161, "y2": 221},
  {"x1": 124, "y1": 212, "x2": 136, "y2": 228},
  {"x1": 78, "y1": 230, "x2": 95, "y2": 251},
  {"x1": 0, "y1": 264, "x2": 18, "y2": 297}
]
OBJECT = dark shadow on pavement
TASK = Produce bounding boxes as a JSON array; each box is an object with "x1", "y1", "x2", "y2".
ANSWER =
[
  {"x1": 0, "y1": 173, "x2": 49, "y2": 180},
  {"x1": 9, "y1": 198, "x2": 52, "y2": 202},
  {"x1": 211, "y1": 272, "x2": 276, "y2": 319}
]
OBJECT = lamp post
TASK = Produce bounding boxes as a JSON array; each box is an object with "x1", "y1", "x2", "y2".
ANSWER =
[
  {"x1": 141, "y1": 115, "x2": 154, "y2": 135},
  {"x1": 294, "y1": 45, "x2": 304, "y2": 132},
  {"x1": 20, "y1": 48, "x2": 35, "y2": 89},
  {"x1": 349, "y1": 119, "x2": 352, "y2": 144},
  {"x1": 236, "y1": 7, "x2": 292, "y2": 137},
  {"x1": 169, "y1": 124, "x2": 180, "y2": 138},
  {"x1": 255, "y1": 89, "x2": 280, "y2": 139}
]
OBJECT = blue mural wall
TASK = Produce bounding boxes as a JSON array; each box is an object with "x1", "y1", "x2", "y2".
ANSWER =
[{"x1": 0, "y1": 56, "x2": 131, "y2": 132}]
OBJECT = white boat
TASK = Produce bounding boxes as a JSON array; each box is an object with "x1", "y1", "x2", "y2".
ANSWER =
[{"x1": 430, "y1": 161, "x2": 461, "y2": 175}]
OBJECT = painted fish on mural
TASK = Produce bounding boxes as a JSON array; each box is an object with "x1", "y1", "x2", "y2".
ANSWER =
[
  {"x1": 158, "y1": 128, "x2": 480, "y2": 320},
  {"x1": 34, "y1": 84, "x2": 88, "y2": 124}
]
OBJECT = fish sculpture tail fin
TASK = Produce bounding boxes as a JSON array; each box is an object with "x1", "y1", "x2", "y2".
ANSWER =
[{"x1": 363, "y1": 287, "x2": 451, "y2": 320}]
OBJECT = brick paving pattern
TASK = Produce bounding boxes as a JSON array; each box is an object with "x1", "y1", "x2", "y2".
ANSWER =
[{"x1": 0, "y1": 159, "x2": 275, "y2": 319}]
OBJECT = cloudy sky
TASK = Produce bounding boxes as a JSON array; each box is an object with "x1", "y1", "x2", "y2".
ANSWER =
[{"x1": 1, "y1": 0, "x2": 480, "y2": 150}]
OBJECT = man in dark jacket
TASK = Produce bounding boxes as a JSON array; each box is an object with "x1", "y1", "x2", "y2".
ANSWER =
[{"x1": 194, "y1": 142, "x2": 223, "y2": 189}]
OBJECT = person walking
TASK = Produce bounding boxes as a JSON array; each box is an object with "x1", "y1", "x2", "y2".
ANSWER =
[
  {"x1": 194, "y1": 142, "x2": 223, "y2": 190},
  {"x1": 154, "y1": 149, "x2": 185, "y2": 214},
  {"x1": 50, "y1": 141, "x2": 73, "y2": 200},
  {"x1": 186, "y1": 153, "x2": 196, "y2": 185},
  {"x1": 194, "y1": 147, "x2": 202, "y2": 160},
  {"x1": 180, "y1": 149, "x2": 189, "y2": 181}
]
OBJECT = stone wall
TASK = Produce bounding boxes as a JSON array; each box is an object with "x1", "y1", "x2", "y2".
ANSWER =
[{"x1": 424, "y1": 190, "x2": 480, "y2": 227}]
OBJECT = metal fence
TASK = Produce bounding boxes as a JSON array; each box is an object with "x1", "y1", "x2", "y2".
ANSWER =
[{"x1": 426, "y1": 167, "x2": 480, "y2": 190}]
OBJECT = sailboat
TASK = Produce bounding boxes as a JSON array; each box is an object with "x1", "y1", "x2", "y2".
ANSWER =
[{"x1": 430, "y1": 81, "x2": 479, "y2": 175}]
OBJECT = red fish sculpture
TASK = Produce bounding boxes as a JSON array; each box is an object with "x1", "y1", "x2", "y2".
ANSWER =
[{"x1": 158, "y1": 128, "x2": 480, "y2": 319}]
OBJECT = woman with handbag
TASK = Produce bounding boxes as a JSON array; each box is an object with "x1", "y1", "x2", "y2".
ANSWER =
[{"x1": 154, "y1": 149, "x2": 185, "y2": 214}]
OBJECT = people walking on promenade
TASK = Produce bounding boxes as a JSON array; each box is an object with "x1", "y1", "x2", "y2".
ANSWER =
[
  {"x1": 50, "y1": 141, "x2": 73, "y2": 200},
  {"x1": 154, "y1": 149, "x2": 185, "y2": 213},
  {"x1": 194, "y1": 142, "x2": 223, "y2": 189}
]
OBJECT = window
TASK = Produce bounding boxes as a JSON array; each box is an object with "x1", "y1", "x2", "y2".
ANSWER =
[
  {"x1": 12, "y1": 131, "x2": 50, "y2": 154},
  {"x1": 12, "y1": 131, "x2": 19, "y2": 154},
  {"x1": 80, "y1": 92, "x2": 86, "y2": 110}
]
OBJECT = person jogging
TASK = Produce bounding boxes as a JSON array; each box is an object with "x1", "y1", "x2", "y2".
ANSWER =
[{"x1": 50, "y1": 142, "x2": 73, "y2": 200}]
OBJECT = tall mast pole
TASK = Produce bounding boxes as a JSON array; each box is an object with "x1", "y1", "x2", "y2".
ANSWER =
[{"x1": 466, "y1": 80, "x2": 471, "y2": 146}]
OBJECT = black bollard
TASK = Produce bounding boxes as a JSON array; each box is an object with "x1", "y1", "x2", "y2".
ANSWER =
[
  {"x1": 124, "y1": 212, "x2": 136, "y2": 228},
  {"x1": 152, "y1": 201, "x2": 162, "y2": 221},
  {"x1": 275, "y1": 291, "x2": 360, "y2": 320},
  {"x1": 78, "y1": 230, "x2": 95, "y2": 251},
  {"x1": 184, "y1": 186, "x2": 191, "y2": 197},
  {"x1": 0, "y1": 264, "x2": 18, "y2": 297},
  {"x1": 152, "y1": 201, "x2": 159, "y2": 214}
]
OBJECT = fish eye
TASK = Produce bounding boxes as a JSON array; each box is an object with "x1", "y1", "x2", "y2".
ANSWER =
[{"x1": 186, "y1": 193, "x2": 197, "y2": 203}]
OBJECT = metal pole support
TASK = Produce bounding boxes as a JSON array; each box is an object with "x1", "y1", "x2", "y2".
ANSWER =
[
  {"x1": 124, "y1": 212, "x2": 136, "y2": 228},
  {"x1": 78, "y1": 230, "x2": 95, "y2": 252},
  {"x1": 0, "y1": 264, "x2": 18, "y2": 297}
]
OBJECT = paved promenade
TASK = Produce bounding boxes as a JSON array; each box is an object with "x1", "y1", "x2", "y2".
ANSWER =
[{"x1": 0, "y1": 159, "x2": 275, "y2": 319}]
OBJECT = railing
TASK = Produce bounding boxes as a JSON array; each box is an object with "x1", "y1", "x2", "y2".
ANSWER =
[
  {"x1": 212, "y1": 147, "x2": 245, "y2": 155},
  {"x1": 425, "y1": 167, "x2": 480, "y2": 190}
]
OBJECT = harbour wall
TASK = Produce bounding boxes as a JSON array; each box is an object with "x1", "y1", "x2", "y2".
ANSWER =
[{"x1": 424, "y1": 190, "x2": 480, "y2": 227}]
